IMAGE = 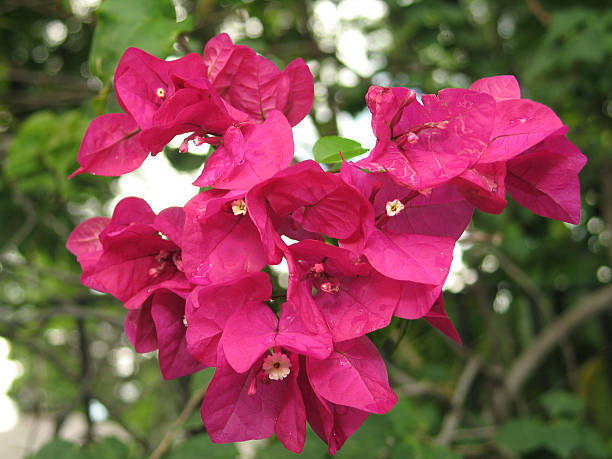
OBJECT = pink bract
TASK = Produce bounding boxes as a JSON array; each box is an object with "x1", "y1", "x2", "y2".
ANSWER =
[
  {"x1": 506, "y1": 131, "x2": 586, "y2": 224},
  {"x1": 287, "y1": 240, "x2": 440, "y2": 340},
  {"x1": 69, "y1": 197, "x2": 191, "y2": 310},
  {"x1": 204, "y1": 33, "x2": 314, "y2": 126},
  {"x1": 114, "y1": 48, "x2": 207, "y2": 129},
  {"x1": 357, "y1": 86, "x2": 496, "y2": 190},
  {"x1": 193, "y1": 110, "x2": 294, "y2": 192},
  {"x1": 307, "y1": 336, "x2": 397, "y2": 414},
  {"x1": 181, "y1": 190, "x2": 267, "y2": 285},
  {"x1": 70, "y1": 113, "x2": 148, "y2": 178},
  {"x1": 65, "y1": 38, "x2": 588, "y2": 455},
  {"x1": 126, "y1": 290, "x2": 205, "y2": 380},
  {"x1": 247, "y1": 160, "x2": 373, "y2": 264},
  {"x1": 298, "y1": 363, "x2": 369, "y2": 455},
  {"x1": 185, "y1": 272, "x2": 272, "y2": 366}
]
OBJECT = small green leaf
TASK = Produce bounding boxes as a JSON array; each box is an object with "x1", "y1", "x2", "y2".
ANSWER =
[
  {"x1": 496, "y1": 418, "x2": 548, "y2": 454},
  {"x1": 541, "y1": 419, "x2": 582, "y2": 458},
  {"x1": 579, "y1": 426, "x2": 610, "y2": 459},
  {"x1": 166, "y1": 434, "x2": 237, "y2": 459},
  {"x1": 27, "y1": 439, "x2": 81, "y2": 459},
  {"x1": 164, "y1": 147, "x2": 208, "y2": 172},
  {"x1": 85, "y1": 437, "x2": 134, "y2": 459},
  {"x1": 313, "y1": 136, "x2": 368, "y2": 164},
  {"x1": 89, "y1": 0, "x2": 194, "y2": 82},
  {"x1": 540, "y1": 390, "x2": 585, "y2": 418}
]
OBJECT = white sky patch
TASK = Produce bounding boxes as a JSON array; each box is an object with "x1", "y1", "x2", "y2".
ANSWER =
[
  {"x1": 293, "y1": 115, "x2": 318, "y2": 162},
  {"x1": 443, "y1": 238, "x2": 478, "y2": 294},
  {"x1": 337, "y1": 0, "x2": 388, "y2": 21},
  {"x1": 111, "y1": 347, "x2": 136, "y2": 378},
  {"x1": 0, "y1": 337, "x2": 21, "y2": 432},
  {"x1": 270, "y1": 257, "x2": 290, "y2": 290},
  {"x1": 338, "y1": 108, "x2": 376, "y2": 150},
  {"x1": 88, "y1": 399, "x2": 108, "y2": 423},
  {"x1": 107, "y1": 153, "x2": 200, "y2": 215},
  {"x1": 312, "y1": 1, "x2": 339, "y2": 36},
  {"x1": 70, "y1": 0, "x2": 101, "y2": 18},
  {"x1": 44, "y1": 20, "x2": 68, "y2": 47},
  {"x1": 337, "y1": 28, "x2": 378, "y2": 77}
]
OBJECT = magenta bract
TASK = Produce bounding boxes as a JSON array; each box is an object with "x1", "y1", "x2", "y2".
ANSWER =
[
  {"x1": 70, "y1": 113, "x2": 148, "y2": 177},
  {"x1": 307, "y1": 336, "x2": 397, "y2": 414},
  {"x1": 357, "y1": 86, "x2": 496, "y2": 190},
  {"x1": 247, "y1": 160, "x2": 373, "y2": 264},
  {"x1": 114, "y1": 48, "x2": 207, "y2": 130},
  {"x1": 506, "y1": 132, "x2": 586, "y2": 224},
  {"x1": 181, "y1": 190, "x2": 267, "y2": 285},
  {"x1": 205, "y1": 33, "x2": 314, "y2": 126},
  {"x1": 66, "y1": 37, "x2": 587, "y2": 455},
  {"x1": 193, "y1": 110, "x2": 294, "y2": 192},
  {"x1": 185, "y1": 272, "x2": 272, "y2": 366}
]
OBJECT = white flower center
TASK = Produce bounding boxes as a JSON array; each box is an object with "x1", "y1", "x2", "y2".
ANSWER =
[
  {"x1": 386, "y1": 199, "x2": 405, "y2": 216},
  {"x1": 156, "y1": 87, "x2": 166, "y2": 99},
  {"x1": 231, "y1": 199, "x2": 247, "y2": 216},
  {"x1": 262, "y1": 352, "x2": 291, "y2": 380}
]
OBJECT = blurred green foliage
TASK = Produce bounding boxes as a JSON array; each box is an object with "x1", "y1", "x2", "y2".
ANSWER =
[{"x1": 1, "y1": 0, "x2": 611, "y2": 458}]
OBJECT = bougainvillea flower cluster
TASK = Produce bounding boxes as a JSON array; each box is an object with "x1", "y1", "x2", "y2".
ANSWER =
[{"x1": 67, "y1": 33, "x2": 586, "y2": 454}]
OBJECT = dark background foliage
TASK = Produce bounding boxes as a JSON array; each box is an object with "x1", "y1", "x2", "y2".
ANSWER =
[{"x1": 1, "y1": 0, "x2": 611, "y2": 457}]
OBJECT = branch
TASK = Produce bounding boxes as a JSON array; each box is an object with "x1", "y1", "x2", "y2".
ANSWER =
[
  {"x1": 390, "y1": 365, "x2": 449, "y2": 402},
  {"x1": 434, "y1": 357, "x2": 481, "y2": 446},
  {"x1": 481, "y1": 244, "x2": 578, "y2": 388},
  {"x1": 94, "y1": 393, "x2": 151, "y2": 452},
  {"x1": 601, "y1": 162, "x2": 612, "y2": 264},
  {"x1": 505, "y1": 284, "x2": 612, "y2": 397},
  {"x1": 525, "y1": 0, "x2": 550, "y2": 27},
  {"x1": 148, "y1": 384, "x2": 209, "y2": 459},
  {"x1": 3, "y1": 189, "x2": 37, "y2": 250},
  {"x1": 77, "y1": 318, "x2": 94, "y2": 444}
]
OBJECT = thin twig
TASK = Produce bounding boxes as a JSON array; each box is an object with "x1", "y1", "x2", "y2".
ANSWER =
[
  {"x1": 94, "y1": 393, "x2": 151, "y2": 452},
  {"x1": 505, "y1": 284, "x2": 612, "y2": 397},
  {"x1": 176, "y1": 32, "x2": 193, "y2": 54},
  {"x1": 148, "y1": 384, "x2": 209, "y2": 459},
  {"x1": 77, "y1": 318, "x2": 94, "y2": 444},
  {"x1": 525, "y1": 0, "x2": 551, "y2": 27},
  {"x1": 601, "y1": 162, "x2": 612, "y2": 264},
  {"x1": 435, "y1": 357, "x2": 481, "y2": 446},
  {"x1": 389, "y1": 364, "x2": 449, "y2": 402},
  {"x1": 476, "y1": 243, "x2": 579, "y2": 389},
  {"x1": 3, "y1": 190, "x2": 37, "y2": 250}
]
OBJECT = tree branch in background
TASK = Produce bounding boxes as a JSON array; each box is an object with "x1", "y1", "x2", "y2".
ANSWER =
[
  {"x1": 3, "y1": 189, "x2": 37, "y2": 251},
  {"x1": 390, "y1": 364, "x2": 450, "y2": 402},
  {"x1": 478, "y1": 243, "x2": 579, "y2": 389},
  {"x1": 148, "y1": 384, "x2": 209, "y2": 459},
  {"x1": 505, "y1": 284, "x2": 612, "y2": 397},
  {"x1": 435, "y1": 357, "x2": 481, "y2": 446},
  {"x1": 94, "y1": 393, "x2": 151, "y2": 452},
  {"x1": 525, "y1": 0, "x2": 550, "y2": 26},
  {"x1": 77, "y1": 318, "x2": 94, "y2": 444},
  {"x1": 601, "y1": 162, "x2": 612, "y2": 264}
]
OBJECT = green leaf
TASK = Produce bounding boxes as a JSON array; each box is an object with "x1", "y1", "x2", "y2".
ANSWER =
[
  {"x1": 255, "y1": 429, "x2": 328, "y2": 458},
  {"x1": 164, "y1": 147, "x2": 208, "y2": 172},
  {"x1": 89, "y1": 0, "x2": 194, "y2": 82},
  {"x1": 540, "y1": 419, "x2": 582, "y2": 459},
  {"x1": 165, "y1": 434, "x2": 237, "y2": 459},
  {"x1": 6, "y1": 110, "x2": 89, "y2": 194},
  {"x1": 312, "y1": 136, "x2": 368, "y2": 164},
  {"x1": 540, "y1": 390, "x2": 585, "y2": 418},
  {"x1": 495, "y1": 418, "x2": 548, "y2": 454},
  {"x1": 579, "y1": 426, "x2": 610, "y2": 459},
  {"x1": 27, "y1": 439, "x2": 81, "y2": 459},
  {"x1": 85, "y1": 437, "x2": 134, "y2": 459}
]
